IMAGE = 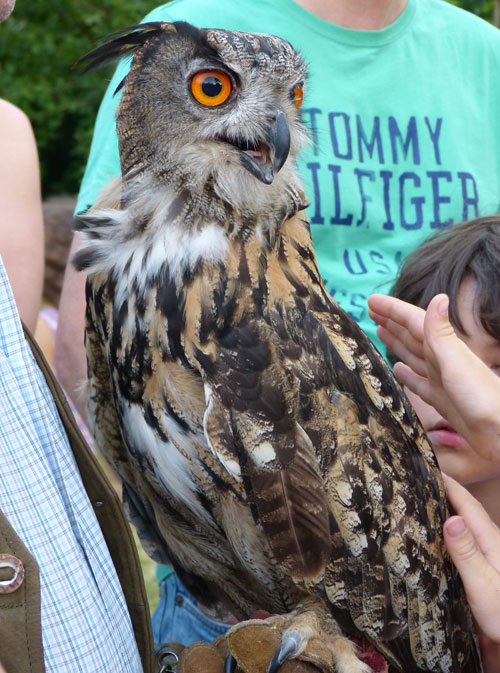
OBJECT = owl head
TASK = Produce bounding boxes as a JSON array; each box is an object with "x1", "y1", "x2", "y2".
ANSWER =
[{"x1": 81, "y1": 22, "x2": 308, "y2": 211}]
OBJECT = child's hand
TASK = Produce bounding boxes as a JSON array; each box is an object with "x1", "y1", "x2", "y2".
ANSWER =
[
  {"x1": 442, "y1": 474, "x2": 500, "y2": 671},
  {"x1": 368, "y1": 293, "x2": 500, "y2": 463}
]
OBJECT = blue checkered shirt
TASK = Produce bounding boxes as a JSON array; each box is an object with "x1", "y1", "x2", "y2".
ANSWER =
[{"x1": 0, "y1": 258, "x2": 143, "y2": 673}]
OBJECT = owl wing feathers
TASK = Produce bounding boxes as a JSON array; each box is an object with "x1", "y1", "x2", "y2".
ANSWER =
[
  {"x1": 274, "y1": 222, "x2": 477, "y2": 669},
  {"x1": 85, "y1": 268, "x2": 297, "y2": 616},
  {"x1": 82, "y1": 195, "x2": 479, "y2": 668},
  {"x1": 201, "y1": 320, "x2": 332, "y2": 584},
  {"x1": 180, "y1": 212, "x2": 476, "y2": 669},
  {"x1": 84, "y1": 280, "x2": 176, "y2": 566}
]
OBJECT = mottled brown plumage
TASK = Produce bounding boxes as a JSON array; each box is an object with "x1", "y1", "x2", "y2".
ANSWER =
[{"x1": 75, "y1": 22, "x2": 482, "y2": 672}]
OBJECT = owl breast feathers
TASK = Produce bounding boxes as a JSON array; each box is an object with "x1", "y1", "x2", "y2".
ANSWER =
[{"x1": 74, "y1": 22, "x2": 482, "y2": 673}]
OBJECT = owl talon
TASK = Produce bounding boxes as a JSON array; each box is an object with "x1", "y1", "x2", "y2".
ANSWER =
[
  {"x1": 266, "y1": 631, "x2": 304, "y2": 673},
  {"x1": 224, "y1": 651, "x2": 237, "y2": 673}
]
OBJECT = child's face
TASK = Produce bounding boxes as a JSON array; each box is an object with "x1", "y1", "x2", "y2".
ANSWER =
[{"x1": 405, "y1": 276, "x2": 500, "y2": 486}]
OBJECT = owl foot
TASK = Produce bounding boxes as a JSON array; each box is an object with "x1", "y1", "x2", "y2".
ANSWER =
[
  {"x1": 172, "y1": 613, "x2": 388, "y2": 673},
  {"x1": 221, "y1": 610, "x2": 386, "y2": 673},
  {"x1": 267, "y1": 631, "x2": 304, "y2": 672},
  {"x1": 262, "y1": 610, "x2": 376, "y2": 673}
]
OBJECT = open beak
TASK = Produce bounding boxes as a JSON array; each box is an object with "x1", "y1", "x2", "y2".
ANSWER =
[{"x1": 237, "y1": 108, "x2": 291, "y2": 185}]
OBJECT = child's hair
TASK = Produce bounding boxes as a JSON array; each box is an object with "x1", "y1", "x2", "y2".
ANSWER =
[{"x1": 387, "y1": 215, "x2": 500, "y2": 366}]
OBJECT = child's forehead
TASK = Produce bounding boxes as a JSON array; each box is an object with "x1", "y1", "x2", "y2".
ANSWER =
[
  {"x1": 456, "y1": 276, "x2": 480, "y2": 314},
  {"x1": 455, "y1": 277, "x2": 500, "y2": 352}
]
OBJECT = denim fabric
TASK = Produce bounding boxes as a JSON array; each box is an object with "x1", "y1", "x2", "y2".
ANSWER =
[{"x1": 152, "y1": 572, "x2": 230, "y2": 646}]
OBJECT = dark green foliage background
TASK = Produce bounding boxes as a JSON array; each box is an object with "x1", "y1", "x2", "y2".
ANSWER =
[
  {"x1": 448, "y1": 0, "x2": 495, "y2": 20},
  {"x1": 0, "y1": 1, "x2": 162, "y2": 197},
  {"x1": 0, "y1": 1, "x2": 494, "y2": 197},
  {"x1": 448, "y1": 0, "x2": 498, "y2": 23}
]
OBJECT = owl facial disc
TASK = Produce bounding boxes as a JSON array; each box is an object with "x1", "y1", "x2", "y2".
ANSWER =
[{"x1": 237, "y1": 108, "x2": 290, "y2": 185}]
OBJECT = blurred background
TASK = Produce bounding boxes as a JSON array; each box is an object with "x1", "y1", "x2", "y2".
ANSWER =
[
  {"x1": 0, "y1": 1, "x2": 158, "y2": 198},
  {"x1": 0, "y1": 0, "x2": 497, "y2": 201}
]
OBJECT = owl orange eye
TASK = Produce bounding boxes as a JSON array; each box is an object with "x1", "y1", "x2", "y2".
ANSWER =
[
  {"x1": 191, "y1": 70, "x2": 232, "y2": 107},
  {"x1": 293, "y1": 84, "x2": 304, "y2": 108}
]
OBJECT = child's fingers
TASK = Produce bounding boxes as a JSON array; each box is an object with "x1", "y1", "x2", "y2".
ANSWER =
[
  {"x1": 368, "y1": 294, "x2": 426, "y2": 341},
  {"x1": 443, "y1": 514, "x2": 500, "y2": 643},
  {"x1": 375, "y1": 325, "x2": 427, "y2": 378},
  {"x1": 392, "y1": 361, "x2": 432, "y2": 401},
  {"x1": 443, "y1": 474, "x2": 500, "y2": 566}
]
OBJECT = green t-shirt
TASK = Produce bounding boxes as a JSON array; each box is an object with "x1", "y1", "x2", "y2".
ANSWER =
[{"x1": 76, "y1": 0, "x2": 500, "y2": 350}]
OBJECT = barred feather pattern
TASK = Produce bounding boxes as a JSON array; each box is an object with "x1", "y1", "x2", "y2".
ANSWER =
[{"x1": 76, "y1": 21, "x2": 482, "y2": 673}]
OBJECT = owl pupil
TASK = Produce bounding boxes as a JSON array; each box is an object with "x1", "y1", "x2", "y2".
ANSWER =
[{"x1": 202, "y1": 76, "x2": 222, "y2": 97}]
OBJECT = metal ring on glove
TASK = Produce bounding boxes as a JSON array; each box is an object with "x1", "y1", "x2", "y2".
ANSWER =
[
  {"x1": 157, "y1": 650, "x2": 179, "y2": 673},
  {"x1": 0, "y1": 554, "x2": 25, "y2": 594}
]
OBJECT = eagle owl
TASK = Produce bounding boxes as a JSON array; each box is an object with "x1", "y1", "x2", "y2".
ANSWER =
[{"x1": 75, "y1": 22, "x2": 482, "y2": 673}]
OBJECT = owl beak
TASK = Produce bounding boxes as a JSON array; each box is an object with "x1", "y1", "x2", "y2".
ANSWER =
[{"x1": 239, "y1": 108, "x2": 290, "y2": 185}]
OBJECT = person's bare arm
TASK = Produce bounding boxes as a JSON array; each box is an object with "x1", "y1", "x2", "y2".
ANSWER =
[
  {"x1": 54, "y1": 233, "x2": 88, "y2": 418},
  {"x1": 368, "y1": 293, "x2": 500, "y2": 462},
  {"x1": 0, "y1": 100, "x2": 44, "y2": 331}
]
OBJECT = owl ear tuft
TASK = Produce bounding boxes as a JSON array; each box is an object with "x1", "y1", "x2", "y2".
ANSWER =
[{"x1": 76, "y1": 21, "x2": 176, "y2": 74}]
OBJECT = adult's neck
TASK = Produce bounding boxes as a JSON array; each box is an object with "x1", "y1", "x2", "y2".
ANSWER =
[{"x1": 291, "y1": 0, "x2": 408, "y2": 30}]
